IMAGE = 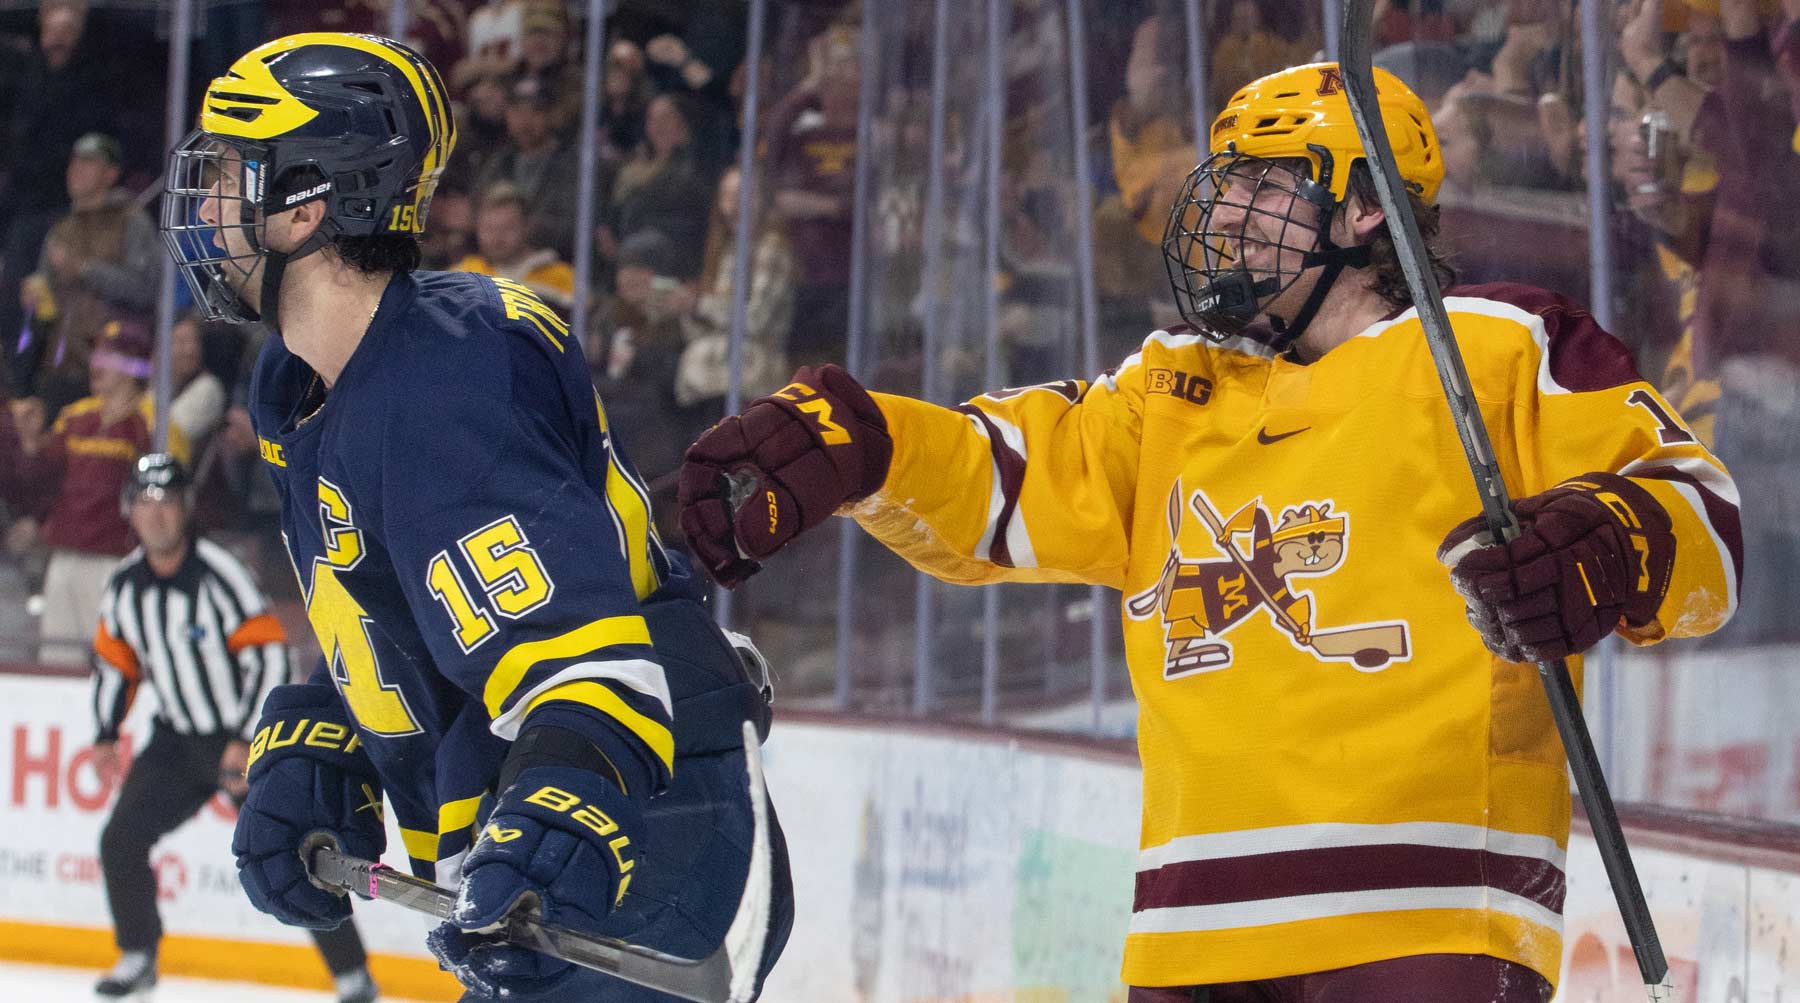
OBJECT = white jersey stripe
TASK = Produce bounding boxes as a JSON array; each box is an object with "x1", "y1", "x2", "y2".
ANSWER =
[
  {"x1": 1127, "y1": 886, "x2": 1564, "y2": 937},
  {"x1": 488, "y1": 658, "x2": 673, "y2": 741},
  {"x1": 1137, "y1": 820, "x2": 1567, "y2": 873}
]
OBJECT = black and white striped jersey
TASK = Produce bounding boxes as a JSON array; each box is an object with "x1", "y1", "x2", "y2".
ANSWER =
[{"x1": 91, "y1": 537, "x2": 290, "y2": 742}]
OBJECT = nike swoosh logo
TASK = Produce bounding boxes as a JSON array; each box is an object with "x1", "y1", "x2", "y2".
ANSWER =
[{"x1": 1256, "y1": 426, "x2": 1310, "y2": 445}]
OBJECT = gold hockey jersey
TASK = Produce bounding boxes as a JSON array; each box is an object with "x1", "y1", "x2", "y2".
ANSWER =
[{"x1": 847, "y1": 282, "x2": 1741, "y2": 989}]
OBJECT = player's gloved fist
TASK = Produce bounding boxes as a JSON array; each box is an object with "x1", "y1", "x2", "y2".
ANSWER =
[
  {"x1": 428, "y1": 766, "x2": 644, "y2": 1000},
  {"x1": 1437, "y1": 471, "x2": 1675, "y2": 663},
  {"x1": 232, "y1": 684, "x2": 384, "y2": 930},
  {"x1": 679, "y1": 364, "x2": 892, "y2": 587}
]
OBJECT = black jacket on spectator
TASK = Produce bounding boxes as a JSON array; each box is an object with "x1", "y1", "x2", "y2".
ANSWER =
[
  {"x1": 0, "y1": 29, "x2": 117, "y2": 237},
  {"x1": 608, "y1": 150, "x2": 712, "y2": 279}
]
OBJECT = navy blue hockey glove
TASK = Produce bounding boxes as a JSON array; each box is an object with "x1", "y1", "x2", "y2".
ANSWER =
[
  {"x1": 233, "y1": 684, "x2": 385, "y2": 930},
  {"x1": 1438, "y1": 471, "x2": 1675, "y2": 663},
  {"x1": 428, "y1": 765, "x2": 644, "y2": 1000}
]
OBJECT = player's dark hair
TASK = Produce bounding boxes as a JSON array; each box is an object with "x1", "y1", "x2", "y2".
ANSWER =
[
  {"x1": 1341, "y1": 160, "x2": 1456, "y2": 307},
  {"x1": 333, "y1": 233, "x2": 422, "y2": 275},
  {"x1": 279, "y1": 165, "x2": 423, "y2": 276}
]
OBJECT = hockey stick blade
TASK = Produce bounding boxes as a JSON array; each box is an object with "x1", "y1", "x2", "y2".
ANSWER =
[
  {"x1": 305, "y1": 719, "x2": 774, "y2": 1003},
  {"x1": 1335, "y1": 0, "x2": 1670, "y2": 994}
]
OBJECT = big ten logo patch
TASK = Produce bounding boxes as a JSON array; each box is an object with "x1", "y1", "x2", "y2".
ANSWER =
[
  {"x1": 1127, "y1": 479, "x2": 1410, "y2": 678},
  {"x1": 1146, "y1": 368, "x2": 1214, "y2": 406}
]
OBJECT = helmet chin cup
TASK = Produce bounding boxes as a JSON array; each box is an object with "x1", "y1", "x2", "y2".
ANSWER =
[{"x1": 1194, "y1": 270, "x2": 1280, "y2": 335}]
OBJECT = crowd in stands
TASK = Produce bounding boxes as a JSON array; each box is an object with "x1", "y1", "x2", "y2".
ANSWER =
[{"x1": 0, "y1": 0, "x2": 1794, "y2": 669}]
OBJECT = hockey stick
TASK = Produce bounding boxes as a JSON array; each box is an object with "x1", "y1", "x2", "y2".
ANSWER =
[
  {"x1": 304, "y1": 720, "x2": 775, "y2": 1003},
  {"x1": 1335, "y1": 2, "x2": 1669, "y2": 996}
]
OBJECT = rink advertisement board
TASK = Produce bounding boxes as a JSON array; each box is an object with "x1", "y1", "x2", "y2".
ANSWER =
[{"x1": 2, "y1": 671, "x2": 1796, "y2": 1001}]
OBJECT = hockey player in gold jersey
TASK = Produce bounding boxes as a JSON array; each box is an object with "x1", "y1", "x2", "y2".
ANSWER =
[{"x1": 679, "y1": 64, "x2": 1742, "y2": 1002}]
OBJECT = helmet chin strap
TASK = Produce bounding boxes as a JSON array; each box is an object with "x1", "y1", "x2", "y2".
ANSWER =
[
  {"x1": 256, "y1": 228, "x2": 337, "y2": 332},
  {"x1": 240, "y1": 200, "x2": 336, "y2": 331},
  {"x1": 1265, "y1": 233, "x2": 1371, "y2": 352}
]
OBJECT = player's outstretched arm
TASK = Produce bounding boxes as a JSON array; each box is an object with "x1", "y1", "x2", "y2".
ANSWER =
[
  {"x1": 681, "y1": 355, "x2": 1149, "y2": 591},
  {"x1": 234, "y1": 678, "x2": 385, "y2": 930},
  {"x1": 678, "y1": 364, "x2": 893, "y2": 587}
]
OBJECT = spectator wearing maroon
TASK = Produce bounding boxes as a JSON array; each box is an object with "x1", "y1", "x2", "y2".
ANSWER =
[
  {"x1": 474, "y1": 73, "x2": 581, "y2": 259},
  {"x1": 6, "y1": 318, "x2": 188, "y2": 664},
  {"x1": 16, "y1": 133, "x2": 160, "y2": 417},
  {"x1": 602, "y1": 93, "x2": 711, "y2": 278},
  {"x1": 762, "y1": 27, "x2": 860, "y2": 363}
]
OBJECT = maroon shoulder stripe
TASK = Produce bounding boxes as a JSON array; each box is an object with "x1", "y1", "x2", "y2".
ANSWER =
[
  {"x1": 952, "y1": 404, "x2": 1027, "y2": 568},
  {"x1": 1625, "y1": 464, "x2": 1745, "y2": 589},
  {"x1": 1447, "y1": 282, "x2": 1643, "y2": 393},
  {"x1": 1133, "y1": 842, "x2": 1566, "y2": 915}
]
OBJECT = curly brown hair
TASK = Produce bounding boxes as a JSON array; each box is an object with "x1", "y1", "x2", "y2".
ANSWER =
[{"x1": 1340, "y1": 160, "x2": 1457, "y2": 307}]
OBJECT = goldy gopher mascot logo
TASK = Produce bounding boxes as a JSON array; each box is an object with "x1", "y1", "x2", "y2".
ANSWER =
[{"x1": 1127, "y1": 479, "x2": 1410, "y2": 678}]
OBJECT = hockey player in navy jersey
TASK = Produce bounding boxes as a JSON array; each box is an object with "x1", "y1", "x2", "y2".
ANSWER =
[{"x1": 159, "y1": 33, "x2": 792, "y2": 1001}]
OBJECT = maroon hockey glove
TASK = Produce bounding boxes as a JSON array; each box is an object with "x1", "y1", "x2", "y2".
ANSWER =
[
  {"x1": 678, "y1": 365, "x2": 893, "y2": 587},
  {"x1": 1437, "y1": 472, "x2": 1675, "y2": 663}
]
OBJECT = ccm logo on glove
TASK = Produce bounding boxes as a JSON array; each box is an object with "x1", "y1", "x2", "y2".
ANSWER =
[
  {"x1": 678, "y1": 364, "x2": 893, "y2": 587},
  {"x1": 773, "y1": 381, "x2": 854, "y2": 444},
  {"x1": 1438, "y1": 471, "x2": 1674, "y2": 664}
]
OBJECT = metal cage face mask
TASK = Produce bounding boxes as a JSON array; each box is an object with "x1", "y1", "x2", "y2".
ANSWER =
[
  {"x1": 161, "y1": 131, "x2": 270, "y2": 323},
  {"x1": 1162, "y1": 150, "x2": 1337, "y2": 339}
]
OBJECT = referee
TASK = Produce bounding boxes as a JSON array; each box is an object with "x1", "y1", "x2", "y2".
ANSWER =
[{"x1": 88, "y1": 453, "x2": 379, "y2": 1002}]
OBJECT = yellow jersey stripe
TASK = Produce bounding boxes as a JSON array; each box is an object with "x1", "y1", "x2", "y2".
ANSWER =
[
  {"x1": 438, "y1": 795, "x2": 483, "y2": 837},
  {"x1": 597, "y1": 395, "x2": 658, "y2": 600},
  {"x1": 399, "y1": 827, "x2": 437, "y2": 862},
  {"x1": 484, "y1": 615, "x2": 652, "y2": 719},
  {"x1": 520, "y1": 680, "x2": 675, "y2": 773}
]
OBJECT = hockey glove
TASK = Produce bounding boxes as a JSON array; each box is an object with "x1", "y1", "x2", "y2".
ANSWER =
[
  {"x1": 233, "y1": 684, "x2": 385, "y2": 930},
  {"x1": 428, "y1": 762, "x2": 644, "y2": 1000},
  {"x1": 1438, "y1": 471, "x2": 1675, "y2": 663},
  {"x1": 679, "y1": 364, "x2": 892, "y2": 587}
]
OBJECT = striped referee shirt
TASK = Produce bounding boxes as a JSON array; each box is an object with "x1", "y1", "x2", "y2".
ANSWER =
[{"x1": 91, "y1": 537, "x2": 289, "y2": 742}]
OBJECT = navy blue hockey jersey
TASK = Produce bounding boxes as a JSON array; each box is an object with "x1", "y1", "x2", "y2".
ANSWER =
[{"x1": 249, "y1": 270, "x2": 752, "y2": 881}]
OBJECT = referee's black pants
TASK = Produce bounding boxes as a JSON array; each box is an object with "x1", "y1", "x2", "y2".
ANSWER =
[{"x1": 99, "y1": 724, "x2": 369, "y2": 974}]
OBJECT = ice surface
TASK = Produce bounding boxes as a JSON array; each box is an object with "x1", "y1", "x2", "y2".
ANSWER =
[{"x1": 0, "y1": 960, "x2": 433, "y2": 1002}]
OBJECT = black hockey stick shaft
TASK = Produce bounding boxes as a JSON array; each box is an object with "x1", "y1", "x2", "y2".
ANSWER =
[
  {"x1": 306, "y1": 844, "x2": 734, "y2": 1003},
  {"x1": 303, "y1": 721, "x2": 774, "y2": 1003},
  {"x1": 1335, "y1": 0, "x2": 1668, "y2": 992}
]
